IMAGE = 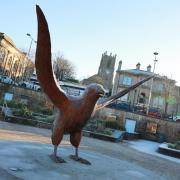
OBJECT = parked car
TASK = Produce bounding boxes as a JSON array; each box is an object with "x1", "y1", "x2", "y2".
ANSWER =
[
  {"x1": 135, "y1": 105, "x2": 162, "y2": 118},
  {"x1": 19, "y1": 81, "x2": 34, "y2": 89},
  {"x1": 169, "y1": 115, "x2": 180, "y2": 122},
  {"x1": 0, "y1": 75, "x2": 14, "y2": 84},
  {"x1": 19, "y1": 81, "x2": 41, "y2": 91},
  {"x1": 108, "y1": 101, "x2": 133, "y2": 112},
  {"x1": 33, "y1": 81, "x2": 41, "y2": 91},
  {"x1": 148, "y1": 108, "x2": 162, "y2": 118},
  {"x1": 135, "y1": 103, "x2": 147, "y2": 114}
]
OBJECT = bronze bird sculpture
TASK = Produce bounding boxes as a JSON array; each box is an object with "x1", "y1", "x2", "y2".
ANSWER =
[{"x1": 35, "y1": 5, "x2": 153, "y2": 165}]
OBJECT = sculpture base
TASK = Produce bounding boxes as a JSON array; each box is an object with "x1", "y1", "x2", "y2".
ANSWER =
[
  {"x1": 69, "y1": 154, "x2": 91, "y2": 165},
  {"x1": 49, "y1": 154, "x2": 66, "y2": 163}
]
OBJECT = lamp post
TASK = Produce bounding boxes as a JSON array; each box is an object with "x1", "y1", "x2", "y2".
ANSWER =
[
  {"x1": 26, "y1": 33, "x2": 36, "y2": 57},
  {"x1": 23, "y1": 33, "x2": 36, "y2": 81},
  {"x1": 146, "y1": 52, "x2": 158, "y2": 115}
]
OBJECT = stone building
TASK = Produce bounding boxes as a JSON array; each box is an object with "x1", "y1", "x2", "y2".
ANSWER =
[
  {"x1": 0, "y1": 32, "x2": 34, "y2": 81},
  {"x1": 112, "y1": 61, "x2": 180, "y2": 115},
  {"x1": 83, "y1": 51, "x2": 116, "y2": 91}
]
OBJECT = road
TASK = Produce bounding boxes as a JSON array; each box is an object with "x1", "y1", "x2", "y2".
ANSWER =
[{"x1": 0, "y1": 121, "x2": 179, "y2": 180}]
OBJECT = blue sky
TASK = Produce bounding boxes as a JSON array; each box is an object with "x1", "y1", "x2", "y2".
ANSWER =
[{"x1": 1, "y1": 0, "x2": 180, "y2": 84}]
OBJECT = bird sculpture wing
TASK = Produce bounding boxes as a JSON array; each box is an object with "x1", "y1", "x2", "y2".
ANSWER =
[
  {"x1": 95, "y1": 75, "x2": 154, "y2": 110},
  {"x1": 35, "y1": 5, "x2": 69, "y2": 109}
]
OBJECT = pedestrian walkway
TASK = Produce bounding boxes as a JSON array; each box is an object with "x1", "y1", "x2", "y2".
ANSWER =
[
  {"x1": 0, "y1": 140, "x2": 170, "y2": 180},
  {"x1": 126, "y1": 139, "x2": 180, "y2": 163},
  {"x1": 0, "y1": 120, "x2": 179, "y2": 179}
]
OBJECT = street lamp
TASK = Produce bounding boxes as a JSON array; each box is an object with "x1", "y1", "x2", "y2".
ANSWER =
[
  {"x1": 146, "y1": 52, "x2": 158, "y2": 115},
  {"x1": 26, "y1": 33, "x2": 36, "y2": 57},
  {"x1": 24, "y1": 33, "x2": 36, "y2": 81}
]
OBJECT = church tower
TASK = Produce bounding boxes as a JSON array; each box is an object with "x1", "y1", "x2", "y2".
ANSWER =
[{"x1": 98, "y1": 51, "x2": 116, "y2": 91}]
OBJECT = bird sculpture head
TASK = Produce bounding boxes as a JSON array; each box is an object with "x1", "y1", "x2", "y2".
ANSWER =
[{"x1": 84, "y1": 83, "x2": 105, "y2": 98}]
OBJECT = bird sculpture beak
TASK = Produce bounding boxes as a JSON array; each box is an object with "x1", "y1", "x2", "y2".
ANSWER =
[{"x1": 99, "y1": 92, "x2": 105, "y2": 97}]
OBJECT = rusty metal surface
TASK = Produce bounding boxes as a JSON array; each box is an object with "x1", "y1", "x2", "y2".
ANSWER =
[
  {"x1": 35, "y1": 5, "x2": 153, "y2": 150},
  {"x1": 35, "y1": 5, "x2": 68, "y2": 110}
]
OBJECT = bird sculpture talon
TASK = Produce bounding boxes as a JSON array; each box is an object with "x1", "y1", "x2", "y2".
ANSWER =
[
  {"x1": 69, "y1": 155, "x2": 91, "y2": 165},
  {"x1": 49, "y1": 154, "x2": 66, "y2": 163}
]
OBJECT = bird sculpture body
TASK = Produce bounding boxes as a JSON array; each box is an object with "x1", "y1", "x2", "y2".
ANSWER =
[
  {"x1": 51, "y1": 84, "x2": 105, "y2": 164},
  {"x1": 35, "y1": 5, "x2": 154, "y2": 165}
]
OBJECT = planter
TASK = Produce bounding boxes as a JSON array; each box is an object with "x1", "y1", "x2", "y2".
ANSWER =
[
  {"x1": 82, "y1": 130, "x2": 125, "y2": 142},
  {"x1": 158, "y1": 143, "x2": 180, "y2": 158},
  {"x1": 124, "y1": 132, "x2": 140, "y2": 140},
  {"x1": 3, "y1": 115, "x2": 52, "y2": 129}
]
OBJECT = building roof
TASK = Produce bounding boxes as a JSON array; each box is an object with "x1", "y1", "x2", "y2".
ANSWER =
[
  {"x1": 59, "y1": 81, "x2": 86, "y2": 90},
  {"x1": 0, "y1": 32, "x2": 16, "y2": 47},
  {"x1": 119, "y1": 69, "x2": 154, "y2": 76},
  {"x1": 0, "y1": 32, "x2": 32, "y2": 62},
  {"x1": 117, "y1": 68, "x2": 176, "y2": 83}
]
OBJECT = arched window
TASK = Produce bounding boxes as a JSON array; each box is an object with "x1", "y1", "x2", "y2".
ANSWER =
[
  {"x1": 0, "y1": 47, "x2": 6, "y2": 63},
  {"x1": 7, "y1": 56, "x2": 13, "y2": 67},
  {"x1": 18, "y1": 64, "x2": 22, "y2": 74},
  {"x1": 139, "y1": 92, "x2": 146, "y2": 104},
  {"x1": 13, "y1": 60, "x2": 19, "y2": 73},
  {"x1": 6, "y1": 56, "x2": 13, "y2": 76}
]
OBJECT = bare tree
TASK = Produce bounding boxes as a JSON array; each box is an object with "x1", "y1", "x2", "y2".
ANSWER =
[
  {"x1": 24, "y1": 61, "x2": 34, "y2": 80},
  {"x1": 53, "y1": 56, "x2": 75, "y2": 81},
  {"x1": 19, "y1": 48, "x2": 36, "y2": 62},
  {"x1": 162, "y1": 76, "x2": 176, "y2": 115}
]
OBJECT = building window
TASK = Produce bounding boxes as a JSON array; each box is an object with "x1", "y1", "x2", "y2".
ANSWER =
[
  {"x1": 0, "y1": 47, "x2": 6, "y2": 63},
  {"x1": 140, "y1": 77, "x2": 149, "y2": 86},
  {"x1": 7, "y1": 56, "x2": 13, "y2": 68},
  {"x1": 138, "y1": 92, "x2": 146, "y2": 104},
  {"x1": 0, "y1": 47, "x2": 6, "y2": 73},
  {"x1": 119, "y1": 75, "x2": 123, "y2": 84},
  {"x1": 157, "y1": 83, "x2": 164, "y2": 92},
  {"x1": 159, "y1": 97, "x2": 164, "y2": 106},
  {"x1": 120, "y1": 93, "x2": 128, "y2": 101},
  {"x1": 153, "y1": 96, "x2": 164, "y2": 107},
  {"x1": 13, "y1": 60, "x2": 19, "y2": 73},
  {"x1": 123, "y1": 76, "x2": 132, "y2": 85}
]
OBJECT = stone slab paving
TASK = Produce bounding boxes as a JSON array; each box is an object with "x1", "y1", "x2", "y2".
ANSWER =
[
  {"x1": 0, "y1": 121, "x2": 179, "y2": 180},
  {"x1": 0, "y1": 140, "x2": 167, "y2": 180}
]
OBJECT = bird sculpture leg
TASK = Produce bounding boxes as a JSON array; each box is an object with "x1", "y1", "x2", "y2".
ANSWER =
[
  {"x1": 69, "y1": 131, "x2": 91, "y2": 165},
  {"x1": 50, "y1": 145, "x2": 66, "y2": 163},
  {"x1": 49, "y1": 125, "x2": 66, "y2": 163}
]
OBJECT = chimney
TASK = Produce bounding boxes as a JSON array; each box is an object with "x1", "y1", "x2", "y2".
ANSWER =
[
  {"x1": 147, "y1": 64, "x2": 151, "y2": 72},
  {"x1": 118, "y1": 60, "x2": 122, "y2": 71},
  {"x1": 136, "y1": 62, "x2": 141, "y2": 70}
]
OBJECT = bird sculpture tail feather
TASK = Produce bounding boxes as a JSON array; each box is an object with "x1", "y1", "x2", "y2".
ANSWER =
[{"x1": 35, "y1": 5, "x2": 69, "y2": 109}]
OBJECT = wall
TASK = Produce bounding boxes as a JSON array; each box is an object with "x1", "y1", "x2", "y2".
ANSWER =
[
  {"x1": 95, "y1": 107, "x2": 180, "y2": 143},
  {"x1": 1, "y1": 83, "x2": 179, "y2": 143},
  {"x1": 0, "y1": 82, "x2": 52, "y2": 108}
]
